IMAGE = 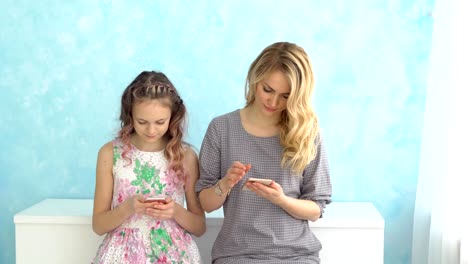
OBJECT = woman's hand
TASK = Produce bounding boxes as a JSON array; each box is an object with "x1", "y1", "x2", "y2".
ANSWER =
[
  {"x1": 145, "y1": 197, "x2": 179, "y2": 220},
  {"x1": 244, "y1": 180, "x2": 286, "y2": 205},
  {"x1": 220, "y1": 161, "x2": 251, "y2": 191}
]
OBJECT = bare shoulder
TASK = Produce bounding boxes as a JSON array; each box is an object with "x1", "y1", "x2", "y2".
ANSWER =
[
  {"x1": 99, "y1": 141, "x2": 114, "y2": 155},
  {"x1": 183, "y1": 145, "x2": 199, "y2": 165},
  {"x1": 182, "y1": 145, "x2": 200, "y2": 185},
  {"x1": 182, "y1": 145, "x2": 199, "y2": 181},
  {"x1": 97, "y1": 141, "x2": 114, "y2": 165}
]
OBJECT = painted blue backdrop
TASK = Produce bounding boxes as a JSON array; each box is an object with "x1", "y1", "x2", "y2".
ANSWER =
[{"x1": 0, "y1": 1, "x2": 434, "y2": 263}]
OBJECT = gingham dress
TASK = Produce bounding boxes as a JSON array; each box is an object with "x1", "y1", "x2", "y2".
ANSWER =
[{"x1": 196, "y1": 109, "x2": 332, "y2": 264}]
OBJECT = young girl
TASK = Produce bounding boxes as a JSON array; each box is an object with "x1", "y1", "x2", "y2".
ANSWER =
[
  {"x1": 196, "y1": 42, "x2": 332, "y2": 263},
  {"x1": 92, "y1": 71, "x2": 205, "y2": 264}
]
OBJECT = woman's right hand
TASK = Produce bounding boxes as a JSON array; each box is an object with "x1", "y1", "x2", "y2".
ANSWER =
[{"x1": 220, "y1": 161, "x2": 251, "y2": 190}]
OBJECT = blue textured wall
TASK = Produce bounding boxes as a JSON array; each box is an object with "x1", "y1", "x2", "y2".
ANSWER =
[{"x1": 0, "y1": 1, "x2": 433, "y2": 263}]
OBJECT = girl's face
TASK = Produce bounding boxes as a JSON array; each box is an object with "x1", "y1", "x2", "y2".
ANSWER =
[
  {"x1": 253, "y1": 70, "x2": 291, "y2": 119},
  {"x1": 132, "y1": 99, "x2": 171, "y2": 148}
]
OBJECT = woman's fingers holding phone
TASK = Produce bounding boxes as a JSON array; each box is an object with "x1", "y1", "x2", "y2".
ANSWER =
[{"x1": 245, "y1": 163, "x2": 252, "y2": 173}]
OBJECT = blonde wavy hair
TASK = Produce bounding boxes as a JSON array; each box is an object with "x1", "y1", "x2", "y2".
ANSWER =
[{"x1": 245, "y1": 42, "x2": 319, "y2": 175}]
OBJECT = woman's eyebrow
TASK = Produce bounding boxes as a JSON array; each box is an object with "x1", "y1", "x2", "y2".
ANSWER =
[{"x1": 264, "y1": 82, "x2": 290, "y2": 95}]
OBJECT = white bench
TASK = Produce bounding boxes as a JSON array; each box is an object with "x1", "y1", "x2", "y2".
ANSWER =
[{"x1": 14, "y1": 199, "x2": 384, "y2": 263}]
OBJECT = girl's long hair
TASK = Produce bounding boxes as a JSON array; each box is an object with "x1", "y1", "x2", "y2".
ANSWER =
[{"x1": 118, "y1": 71, "x2": 187, "y2": 180}]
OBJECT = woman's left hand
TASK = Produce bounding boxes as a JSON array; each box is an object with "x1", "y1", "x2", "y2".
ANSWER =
[
  {"x1": 145, "y1": 197, "x2": 180, "y2": 220},
  {"x1": 244, "y1": 181, "x2": 286, "y2": 205}
]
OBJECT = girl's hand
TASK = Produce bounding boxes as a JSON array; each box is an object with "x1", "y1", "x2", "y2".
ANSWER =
[
  {"x1": 145, "y1": 197, "x2": 178, "y2": 220},
  {"x1": 245, "y1": 181, "x2": 286, "y2": 205},
  {"x1": 126, "y1": 195, "x2": 152, "y2": 215},
  {"x1": 220, "y1": 162, "x2": 251, "y2": 191}
]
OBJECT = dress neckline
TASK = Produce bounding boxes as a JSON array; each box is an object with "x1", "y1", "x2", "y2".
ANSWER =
[
  {"x1": 235, "y1": 109, "x2": 279, "y2": 140},
  {"x1": 130, "y1": 142, "x2": 165, "y2": 154}
]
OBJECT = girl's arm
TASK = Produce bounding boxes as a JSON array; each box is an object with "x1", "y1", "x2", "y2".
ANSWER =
[
  {"x1": 92, "y1": 142, "x2": 148, "y2": 236},
  {"x1": 174, "y1": 148, "x2": 206, "y2": 236},
  {"x1": 146, "y1": 148, "x2": 206, "y2": 237}
]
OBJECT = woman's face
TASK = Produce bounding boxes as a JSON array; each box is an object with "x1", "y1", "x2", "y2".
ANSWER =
[{"x1": 253, "y1": 70, "x2": 291, "y2": 118}]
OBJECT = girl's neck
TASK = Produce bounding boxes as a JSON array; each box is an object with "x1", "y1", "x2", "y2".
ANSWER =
[{"x1": 130, "y1": 134, "x2": 166, "y2": 152}]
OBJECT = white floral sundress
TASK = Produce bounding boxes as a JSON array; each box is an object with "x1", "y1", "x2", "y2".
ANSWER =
[{"x1": 92, "y1": 139, "x2": 201, "y2": 264}]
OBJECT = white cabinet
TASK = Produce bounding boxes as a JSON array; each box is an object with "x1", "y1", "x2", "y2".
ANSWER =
[
  {"x1": 310, "y1": 202, "x2": 385, "y2": 263},
  {"x1": 14, "y1": 199, "x2": 384, "y2": 264},
  {"x1": 14, "y1": 199, "x2": 102, "y2": 264}
]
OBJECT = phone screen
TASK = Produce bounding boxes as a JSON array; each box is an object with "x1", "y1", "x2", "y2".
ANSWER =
[
  {"x1": 241, "y1": 178, "x2": 273, "y2": 190},
  {"x1": 144, "y1": 196, "x2": 167, "y2": 203}
]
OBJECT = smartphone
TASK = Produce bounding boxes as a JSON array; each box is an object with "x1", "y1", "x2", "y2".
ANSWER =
[
  {"x1": 144, "y1": 195, "x2": 167, "y2": 203},
  {"x1": 241, "y1": 177, "x2": 273, "y2": 190}
]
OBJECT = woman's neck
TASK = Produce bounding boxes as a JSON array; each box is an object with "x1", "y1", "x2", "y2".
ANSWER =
[
  {"x1": 240, "y1": 106, "x2": 280, "y2": 137},
  {"x1": 243, "y1": 105, "x2": 280, "y2": 127}
]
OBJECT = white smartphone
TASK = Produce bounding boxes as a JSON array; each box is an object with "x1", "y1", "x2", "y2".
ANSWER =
[
  {"x1": 144, "y1": 195, "x2": 167, "y2": 204},
  {"x1": 241, "y1": 177, "x2": 273, "y2": 190}
]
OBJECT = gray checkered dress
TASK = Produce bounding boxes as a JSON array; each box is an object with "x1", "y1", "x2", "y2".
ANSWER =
[{"x1": 196, "y1": 110, "x2": 332, "y2": 264}]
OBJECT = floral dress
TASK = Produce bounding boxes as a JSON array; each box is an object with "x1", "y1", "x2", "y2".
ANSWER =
[{"x1": 92, "y1": 139, "x2": 201, "y2": 264}]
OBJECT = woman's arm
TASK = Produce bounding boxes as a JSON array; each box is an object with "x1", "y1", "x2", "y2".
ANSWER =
[
  {"x1": 244, "y1": 181, "x2": 322, "y2": 221},
  {"x1": 197, "y1": 183, "x2": 227, "y2": 213},
  {"x1": 196, "y1": 118, "x2": 250, "y2": 212},
  {"x1": 277, "y1": 195, "x2": 322, "y2": 221},
  {"x1": 198, "y1": 161, "x2": 249, "y2": 212},
  {"x1": 196, "y1": 119, "x2": 226, "y2": 212},
  {"x1": 92, "y1": 142, "x2": 147, "y2": 235},
  {"x1": 244, "y1": 135, "x2": 332, "y2": 222}
]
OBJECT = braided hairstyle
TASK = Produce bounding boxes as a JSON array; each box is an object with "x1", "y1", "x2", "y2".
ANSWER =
[{"x1": 118, "y1": 71, "x2": 187, "y2": 179}]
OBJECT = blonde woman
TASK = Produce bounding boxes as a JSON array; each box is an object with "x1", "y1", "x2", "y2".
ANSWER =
[{"x1": 196, "y1": 42, "x2": 332, "y2": 264}]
